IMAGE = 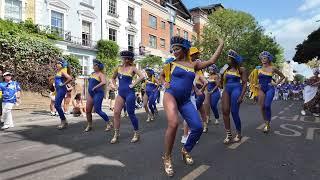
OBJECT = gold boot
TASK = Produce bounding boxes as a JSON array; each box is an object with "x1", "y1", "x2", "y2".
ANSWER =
[
  {"x1": 131, "y1": 131, "x2": 140, "y2": 143},
  {"x1": 110, "y1": 129, "x2": 120, "y2": 144},
  {"x1": 83, "y1": 123, "x2": 93, "y2": 132},
  {"x1": 105, "y1": 121, "x2": 113, "y2": 132},
  {"x1": 263, "y1": 121, "x2": 271, "y2": 133},
  {"x1": 162, "y1": 154, "x2": 174, "y2": 177},
  {"x1": 203, "y1": 122, "x2": 208, "y2": 133},
  {"x1": 181, "y1": 147, "x2": 194, "y2": 165},
  {"x1": 146, "y1": 114, "x2": 151, "y2": 123},
  {"x1": 223, "y1": 130, "x2": 232, "y2": 144}
]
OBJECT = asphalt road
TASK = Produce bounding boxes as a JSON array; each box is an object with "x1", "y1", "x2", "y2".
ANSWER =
[{"x1": 0, "y1": 100, "x2": 319, "y2": 180}]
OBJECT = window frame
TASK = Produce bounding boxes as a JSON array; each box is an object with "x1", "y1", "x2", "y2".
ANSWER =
[
  {"x1": 149, "y1": 35, "x2": 157, "y2": 48},
  {"x1": 149, "y1": 14, "x2": 157, "y2": 29}
]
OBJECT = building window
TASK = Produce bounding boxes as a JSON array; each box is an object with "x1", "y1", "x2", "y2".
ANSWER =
[
  {"x1": 149, "y1": 35, "x2": 157, "y2": 48},
  {"x1": 177, "y1": 28, "x2": 180, "y2": 36},
  {"x1": 4, "y1": 0, "x2": 22, "y2": 22},
  {"x1": 80, "y1": 56, "x2": 91, "y2": 76},
  {"x1": 161, "y1": 21, "x2": 165, "y2": 29},
  {"x1": 184, "y1": 31, "x2": 188, "y2": 40},
  {"x1": 109, "y1": 0, "x2": 117, "y2": 15},
  {"x1": 128, "y1": 34, "x2": 134, "y2": 48},
  {"x1": 82, "y1": 21, "x2": 92, "y2": 46},
  {"x1": 128, "y1": 6, "x2": 134, "y2": 21},
  {"x1": 149, "y1": 15, "x2": 157, "y2": 29},
  {"x1": 160, "y1": 38, "x2": 165, "y2": 48},
  {"x1": 109, "y1": 28, "x2": 117, "y2": 42},
  {"x1": 82, "y1": 0, "x2": 93, "y2": 5},
  {"x1": 51, "y1": 10, "x2": 64, "y2": 38}
]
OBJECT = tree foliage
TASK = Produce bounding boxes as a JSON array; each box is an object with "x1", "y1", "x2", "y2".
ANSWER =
[
  {"x1": 63, "y1": 55, "x2": 81, "y2": 78},
  {"x1": 294, "y1": 74, "x2": 305, "y2": 83},
  {"x1": 199, "y1": 9, "x2": 284, "y2": 71},
  {"x1": 0, "y1": 19, "x2": 81, "y2": 94},
  {"x1": 139, "y1": 55, "x2": 163, "y2": 70},
  {"x1": 96, "y1": 40, "x2": 120, "y2": 76},
  {"x1": 306, "y1": 57, "x2": 320, "y2": 69},
  {"x1": 293, "y1": 27, "x2": 320, "y2": 63}
]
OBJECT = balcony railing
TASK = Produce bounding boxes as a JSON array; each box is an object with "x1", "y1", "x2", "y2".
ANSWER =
[{"x1": 37, "y1": 25, "x2": 97, "y2": 49}]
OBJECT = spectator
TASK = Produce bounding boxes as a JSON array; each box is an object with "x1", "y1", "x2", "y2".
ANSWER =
[
  {"x1": 63, "y1": 84, "x2": 73, "y2": 114},
  {"x1": 108, "y1": 79, "x2": 116, "y2": 111},
  {"x1": 72, "y1": 93, "x2": 86, "y2": 117},
  {"x1": 48, "y1": 76, "x2": 57, "y2": 116},
  {"x1": 0, "y1": 72, "x2": 21, "y2": 130},
  {"x1": 0, "y1": 65, "x2": 3, "y2": 120}
]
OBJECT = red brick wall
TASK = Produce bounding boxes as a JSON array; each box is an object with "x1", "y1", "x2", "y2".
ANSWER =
[{"x1": 141, "y1": 8, "x2": 170, "y2": 52}]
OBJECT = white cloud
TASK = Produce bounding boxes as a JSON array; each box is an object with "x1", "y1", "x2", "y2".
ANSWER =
[
  {"x1": 299, "y1": 0, "x2": 320, "y2": 11},
  {"x1": 261, "y1": 14, "x2": 320, "y2": 61}
]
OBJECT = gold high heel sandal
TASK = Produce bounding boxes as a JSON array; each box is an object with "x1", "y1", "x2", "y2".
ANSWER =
[
  {"x1": 181, "y1": 147, "x2": 194, "y2": 165},
  {"x1": 83, "y1": 124, "x2": 92, "y2": 132},
  {"x1": 203, "y1": 122, "x2": 208, "y2": 133},
  {"x1": 162, "y1": 155, "x2": 174, "y2": 177},
  {"x1": 233, "y1": 134, "x2": 242, "y2": 143},
  {"x1": 105, "y1": 121, "x2": 113, "y2": 132},
  {"x1": 131, "y1": 131, "x2": 140, "y2": 143},
  {"x1": 110, "y1": 129, "x2": 120, "y2": 144},
  {"x1": 263, "y1": 122, "x2": 271, "y2": 133},
  {"x1": 57, "y1": 121, "x2": 68, "y2": 130}
]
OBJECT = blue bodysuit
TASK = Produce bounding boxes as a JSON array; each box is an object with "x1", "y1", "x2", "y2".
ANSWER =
[
  {"x1": 207, "y1": 78, "x2": 220, "y2": 119},
  {"x1": 165, "y1": 62, "x2": 203, "y2": 152},
  {"x1": 54, "y1": 68, "x2": 67, "y2": 121},
  {"x1": 258, "y1": 69, "x2": 275, "y2": 122},
  {"x1": 117, "y1": 67, "x2": 139, "y2": 131},
  {"x1": 88, "y1": 73, "x2": 109, "y2": 122},
  {"x1": 145, "y1": 76, "x2": 157, "y2": 114},
  {"x1": 224, "y1": 69, "x2": 242, "y2": 133}
]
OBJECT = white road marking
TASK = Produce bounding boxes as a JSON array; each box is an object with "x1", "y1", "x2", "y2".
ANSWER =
[
  {"x1": 278, "y1": 115, "x2": 299, "y2": 122},
  {"x1": 181, "y1": 165, "x2": 210, "y2": 180},
  {"x1": 228, "y1": 136, "x2": 249, "y2": 149},
  {"x1": 274, "y1": 124, "x2": 303, "y2": 137},
  {"x1": 306, "y1": 128, "x2": 320, "y2": 140},
  {"x1": 279, "y1": 111, "x2": 284, "y2": 114}
]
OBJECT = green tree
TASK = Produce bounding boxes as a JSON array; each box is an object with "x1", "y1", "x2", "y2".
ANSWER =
[
  {"x1": 200, "y1": 9, "x2": 284, "y2": 71},
  {"x1": 63, "y1": 55, "x2": 81, "y2": 78},
  {"x1": 96, "y1": 40, "x2": 120, "y2": 76},
  {"x1": 306, "y1": 57, "x2": 320, "y2": 69},
  {"x1": 139, "y1": 55, "x2": 163, "y2": 69},
  {"x1": 293, "y1": 28, "x2": 320, "y2": 63},
  {"x1": 294, "y1": 74, "x2": 305, "y2": 83}
]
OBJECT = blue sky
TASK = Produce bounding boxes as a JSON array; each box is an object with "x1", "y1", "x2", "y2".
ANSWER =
[{"x1": 182, "y1": 0, "x2": 320, "y2": 77}]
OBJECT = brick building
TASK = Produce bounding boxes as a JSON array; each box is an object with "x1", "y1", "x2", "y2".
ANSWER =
[{"x1": 140, "y1": 0, "x2": 194, "y2": 60}]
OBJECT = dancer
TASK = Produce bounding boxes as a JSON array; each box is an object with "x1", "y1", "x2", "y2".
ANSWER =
[
  {"x1": 207, "y1": 64, "x2": 221, "y2": 125},
  {"x1": 84, "y1": 59, "x2": 110, "y2": 132},
  {"x1": 221, "y1": 50, "x2": 247, "y2": 144},
  {"x1": 144, "y1": 68, "x2": 159, "y2": 122},
  {"x1": 161, "y1": 36, "x2": 224, "y2": 177},
  {"x1": 110, "y1": 50, "x2": 145, "y2": 144},
  {"x1": 254, "y1": 51, "x2": 285, "y2": 133},
  {"x1": 301, "y1": 68, "x2": 320, "y2": 116},
  {"x1": 54, "y1": 58, "x2": 73, "y2": 130}
]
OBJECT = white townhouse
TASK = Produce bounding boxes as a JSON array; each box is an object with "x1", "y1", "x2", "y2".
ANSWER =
[{"x1": 102, "y1": 0, "x2": 142, "y2": 59}]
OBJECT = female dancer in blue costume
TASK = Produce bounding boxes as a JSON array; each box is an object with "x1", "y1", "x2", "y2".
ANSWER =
[
  {"x1": 110, "y1": 50, "x2": 145, "y2": 144},
  {"x1": 256, "y1": 51, "x2": 285, "y2": 133},
  {"x1": 160, "y1": 36, "x2": 224, "y2": 177},
  {"x1": 221, "y1": 50, "x2": 247, "y2": 144},
  {"x1": 207, "y1": 64, "x2": 221, "y2": 125},
  {"x1": 84, "y1": 59, "x2": 110, "y2": 132},
  {"x1": 144, "y1": 68, "x2": 159, "y2": 122},
  {"x1": 190, "y1": 47, "x2": 209, "y2": 133},
  {"x1": 54, "y1": 58, "x2": 72, "y2": 130}
]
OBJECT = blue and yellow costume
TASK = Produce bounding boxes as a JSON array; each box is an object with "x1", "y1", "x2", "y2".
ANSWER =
[
  {"x1": 116, "y1": 55, "x2": 139, "y2": 131},
  {"x1": 223, "y1": 50, "x2": 244, "y2": 133},
  {"x1": 54, "y1": 59, "x2": 68, "y2": 121},
  {"x1": 207, "y1": 65, "x2": 220, "y2": 119},
  {"x1": 145, "y1": 69, "x2": 158, "y2": 115},
  {"x1": 164, "y1": 37, "x2": 203, "y2": 152},
  {"x1": 88, "y1": 60, "x2": 109, "y2": 122},
  {"x1": 194, "y1": 70, "x2": 205, "y2": 110},
  {"x1": 258, "y1": 51, "x2": 275, "y2": 122}
]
